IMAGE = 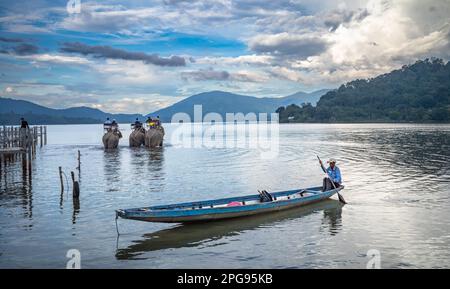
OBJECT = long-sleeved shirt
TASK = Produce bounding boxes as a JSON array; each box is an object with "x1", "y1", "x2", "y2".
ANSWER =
[
  {"x1": 326, "y1": 166, "x2": 342, "y2": 184},
  {"x1": 20, "y1": 120, "x2": 29, "y2": 128}
]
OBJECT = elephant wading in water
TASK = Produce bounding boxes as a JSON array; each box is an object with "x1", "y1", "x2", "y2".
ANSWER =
[
  {"x1": 129, "y1": 127, "x2": 146, "y2": 147},
  {"x1": 145, "y1": 127, "x2": 164, "y2": 148},
  {"x1": 103, "y1": 129, "x2": 123, "y2": 149}
]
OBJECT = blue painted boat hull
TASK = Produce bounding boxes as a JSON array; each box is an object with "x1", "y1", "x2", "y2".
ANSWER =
[{"x1": 116, "y1": 186, "x2": 344, "y2": 223}]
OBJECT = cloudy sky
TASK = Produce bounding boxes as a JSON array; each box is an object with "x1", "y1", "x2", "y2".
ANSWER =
[{"x1": 0, "y1": 0, "x2": 449, "y2": 114}]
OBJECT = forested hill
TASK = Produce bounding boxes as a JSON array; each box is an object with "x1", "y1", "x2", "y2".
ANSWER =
[{"x1": 277, "y1": 58, "x2": 450, "y2": 123}]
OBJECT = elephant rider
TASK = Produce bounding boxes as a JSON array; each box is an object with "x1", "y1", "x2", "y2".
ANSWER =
[
  {"x1": 146, "y1": 116, "x2": 157, "y2": 129},
  {"x1": 156, "y1": 117, "x2": 164, "y2": 134},
  {"x1": 155, "y1": 116, "x2": 161, "y2": 126},
  {"x1": 104, "y1": 117, "x2": 112, "y2": 131},
  {"x1": 111, "y1": 119, "x2": 118, "y2": 130},
  {"x1": 133, "y1": 118, "x2": 142, "y2": 129}
]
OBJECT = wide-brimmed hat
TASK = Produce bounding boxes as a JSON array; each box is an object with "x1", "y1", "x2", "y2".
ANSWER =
[{"x1": 327, "y1": 158, "x2": 337, "y2": 164}]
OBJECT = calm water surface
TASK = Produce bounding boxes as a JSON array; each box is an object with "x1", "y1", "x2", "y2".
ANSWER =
[{"x1": 0, "y1": 123, "x2": 449, "y2": 268}]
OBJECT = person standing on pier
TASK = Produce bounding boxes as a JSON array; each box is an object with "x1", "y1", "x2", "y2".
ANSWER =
[
  {"x1": 20, "y1": 117, "x2": 29, "y2": 129},
  {"x1": 19, "y1": 117, "x2": 30, "y2": 147}
]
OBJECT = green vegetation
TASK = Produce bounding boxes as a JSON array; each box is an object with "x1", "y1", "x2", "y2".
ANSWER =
[{"x1": 277, "y1": 58, "x2": 450, "y2": 123}]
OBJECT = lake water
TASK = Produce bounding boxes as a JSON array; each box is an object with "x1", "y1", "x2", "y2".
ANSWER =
[{"x1": 0, "y1": 123, "x2": 449, "y2": 268}]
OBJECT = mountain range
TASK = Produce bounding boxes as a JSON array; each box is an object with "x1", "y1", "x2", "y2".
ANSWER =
[
  {"x1": 0, "y1": 98, "x2": 142, "y2": 125},
  {"x1": 0, "y1": 89, "x2": 329, "y2": 125},
  {"x1": 148, "y1": 89, "x2": 329, "y2": 122}
]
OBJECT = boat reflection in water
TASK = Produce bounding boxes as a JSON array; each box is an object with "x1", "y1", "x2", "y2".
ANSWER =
[{"x1": 116, "y1": 199, "x2": 343, "y2": 260}]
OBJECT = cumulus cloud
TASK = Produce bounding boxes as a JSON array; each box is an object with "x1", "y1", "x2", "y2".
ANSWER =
[
  {"x1": 91, "y1": 59, "x2": 180, "y2": 86},
  {"x1": 60, "y1": 42, "x2": 186, "y2": 66},
  {"x1": 2, "y1": 83, "x2": 100, "y2": 108},
  {"x1": 248, "y1": 33, "x2": 329, "y2": 58},
  {"x1": 181, "y1": 68, "x2": 268, "y2": 82},
  {"x1": 24, "y1": 54, "x2": 91, "y2": 65},
  {"x1": 324, "y1": 8, "x2": 369, "y2": 32},
  {"x1": 267, "y1": 66, "x2": 305, "y2": 82},
  {"x1": 182, "y1": 69, "x2": 230, "y2": 81},
  {"x1": 4, "y1": 86, "x2": 15, "y2": 93},
  {"x1": 196, "y1": 54, "x2": 274, "y2": 66},
  {"x1": 317, "y1": 0, "x2": 449, "y2": 78},
  {"x1": 260, "y1": 0, "x2": 450, "y2": 86},
  {"x1": 98, "y1": 95, "x2": 184, "y2": 114}
]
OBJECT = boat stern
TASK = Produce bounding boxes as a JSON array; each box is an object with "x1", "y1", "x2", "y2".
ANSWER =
[
  {"x1": 115, "y1": 209, "x2": 127, "y2": 219},
  {"x1": 116, "y1": 208, "x2": 163, "y2": 222}
]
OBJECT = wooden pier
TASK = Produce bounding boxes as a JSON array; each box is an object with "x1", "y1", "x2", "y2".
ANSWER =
[{"x1": 0, "y1": 125, "x2": 47, "y2": 178}]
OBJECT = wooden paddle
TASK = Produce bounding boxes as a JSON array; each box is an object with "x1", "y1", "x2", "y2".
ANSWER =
[{"x1": 317, "y1": 155, "x2": 347, "y2": 204}]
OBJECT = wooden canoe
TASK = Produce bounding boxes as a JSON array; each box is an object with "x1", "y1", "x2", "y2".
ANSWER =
[{"x1": 116, "y1": 185, "x2": 344, "y2": 223}]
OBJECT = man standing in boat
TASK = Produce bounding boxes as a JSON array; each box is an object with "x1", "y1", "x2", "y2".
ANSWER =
[{"x1": 319, "y1": 158, "x2": 342, "y2": 191}]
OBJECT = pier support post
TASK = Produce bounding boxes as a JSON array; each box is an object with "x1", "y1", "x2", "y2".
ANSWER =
[
  {"x1": 77, "y1": 150, "x2": 81, "y2": 170},
  {"x1": 71, "y1": 171, "x2": 80, "y2": 199},
  {"x1": 27, "y1": 144, "x2": 32, "y2": 173},
  {"x1": 59, "y1": 166, "x2": 64, "y2": 193},
  {"x1": 2, "y1": 126, "x2": 5, "y2": 148},
  {"x1": 40, "y1": 126, "x2": 43, "y2": 147}
]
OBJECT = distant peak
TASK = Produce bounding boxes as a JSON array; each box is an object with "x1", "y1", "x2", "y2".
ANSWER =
[{"x1": 195, "y1": 90, "x2": 236, "y2": 96}]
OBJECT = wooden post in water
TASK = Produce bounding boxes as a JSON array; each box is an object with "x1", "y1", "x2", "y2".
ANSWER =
[
  {"x1": 71, "y1": 171, "x2": 80, "y2": 199},
  {"x1": 59, "y1": 166, "x2": 64, "y2": 193},
  {"x1": 22, "y1": 149, "x2": 27, "y2": 173},
  {"x1": 44, "y1": 126, "x2": 47, "y2": 145},
  {"x1": 76, "y1": 150, "x2": 81, "y2": 180},
  {"x1": 77, "y1": 150, "x2": 81, "y2": 170}
]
